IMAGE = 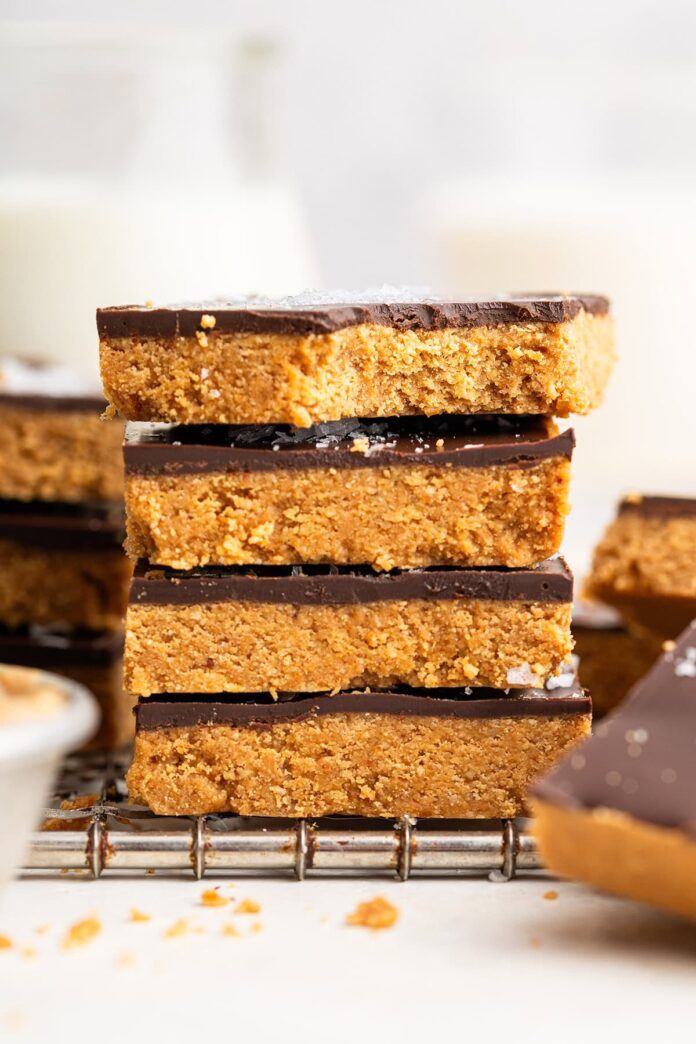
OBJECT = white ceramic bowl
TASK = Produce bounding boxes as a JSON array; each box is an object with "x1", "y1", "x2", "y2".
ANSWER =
[{"x1": 0, "y1": 669, "x2": 99, "y2": 894}]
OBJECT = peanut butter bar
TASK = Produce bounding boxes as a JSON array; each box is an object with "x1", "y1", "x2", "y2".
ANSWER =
[
  {"x1": 126, "y1": 558, "x2": 573, "y2": 696},
  {"x1": 0, "y1": 502, "x2": 131, "y2": 630},
  {"x1": 124, "y1": 416, "x2": 573, "y2": 570},
  {"x1": 98, "y1": 292, "x2": 614, "y2": 425},
  {"x1": 533, "y1": 622, "x2": 696, "y2": 921},
  {"x1": 572, "y1": 600, "x2": 661, "y2": 717},
  {"x1": 0, "y1": 357, "x2": 124, "y2": 503},
  {"x1": 0, "y1": 625, "x2": 132, "y2": 749},
  {"x1": 127, "y1": 681, "x2": 591, "y2": 817},
  {"x1": 585, "y1": 496, "x2": 696, "y2": 638}
]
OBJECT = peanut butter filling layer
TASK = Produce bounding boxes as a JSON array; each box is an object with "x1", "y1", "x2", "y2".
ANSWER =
[
  {"x1": 533, "y1": 801, "x2": 696, "y2": 922},
  {"x1": 125, "y1": 597, "x2": 572, "y2": 695},
  {"x1": 125, "y1": 456, "x2": 570, "y2": 570},
  {"x1": 69, "y1": 659, "x2": 133, "y2": 749},
  {"x1": 0, "y1": 540, "x2": 131, "y2": 631},
  {"x1": 573, "y1": 617, "x2": 661, "y2": 717},
  {"x1": 0, "y1": 406, "x2": 124, "y2": 504}
]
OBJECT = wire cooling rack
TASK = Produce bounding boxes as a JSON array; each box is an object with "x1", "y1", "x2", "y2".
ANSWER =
[{"x1": 24, "y1": 750, "x2": 543, "y2": 881}]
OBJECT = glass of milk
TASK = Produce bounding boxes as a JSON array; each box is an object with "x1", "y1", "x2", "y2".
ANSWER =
[{"x1": 0, "y1": 25, "x2": 315, "y2": 382}]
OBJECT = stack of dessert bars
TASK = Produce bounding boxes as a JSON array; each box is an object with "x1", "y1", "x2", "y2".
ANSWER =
[
  {"x1": 0, "y1": 357, "x2": 132, "y2": 748},
  {"x1": 97, "y1": 292, "x2": 615, "y2": 818}
]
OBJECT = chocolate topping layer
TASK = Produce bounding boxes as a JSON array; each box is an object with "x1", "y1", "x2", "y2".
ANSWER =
[
  {"x1": 0, "y1": 625, "x2": 123, "y2": 669},
  {"x1": 135, "y1": 679, "x2": 589, "y2": 730},
  {"x1": 130, "y1": 558, "x2": 573, "y2": 607},
  {"x1": 0, "y1": 501, "x2": 125, "y2": 550},
  {"x1": 0, "y1": 393, "x2": 107, "y2": 412},
  {"x1": 124, "y1": 416, "x2": 574, "y2": 475},
  {"x1": 98, "y1": 293, "x2": 609, "y2": 338},
  {"x1": 534, "y1": 621, "x2": 696, "y2": 835},
  {"x1": 618, "y1": 495, "x2": 696, "y2": 519}
]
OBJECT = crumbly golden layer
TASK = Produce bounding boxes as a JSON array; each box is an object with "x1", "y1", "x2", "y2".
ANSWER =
[
  {"x1": 125, "y1": 598, "x2": 572, "y2": 696},
  {"x1": 0, "y1": 407, "x2": 124, "y2": 503},
  {"x1": 127, "y1": 711, "x2": 590, "y2": 817},
  {"x1": 125, "y1": 457, "x2": 571, "y2": 570},
  {"x1": 533, "y1": 800, "x2": 696, "y2": 922},
  {"x1": 101, "y1": 313, "x2": 615, "y2": 425},
  {"x1": 67, "y1": 660, "x2": 133, "y2": 750},
  {"x1": 0, "y1": 540, "x2": 131, "y2": 630},
  {"x1": 585, "y1": 513, "x2": 696, "y2": 636},
  {"x1": 573, "y1": 624, "x2": 661, "y2": 717}
]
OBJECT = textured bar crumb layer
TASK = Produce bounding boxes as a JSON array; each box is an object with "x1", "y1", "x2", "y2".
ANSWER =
[
  {"x1": 0, "y1": 540, "x2": 131, "y2": 630},
  {"x1": 101, "y1": 313, "x2": 614, "y2": 425},
  {"x1": 128, "y1": 711, "x2": 590, "y2": 817},
  {"x1": 125, "y1": 457, "x2": 570, "y2": 570},
  {"x1": 68, "y1": 660, "x2": 133, "y2": 749},
  {"x1": 533, "y1": 800, "x2": 696, "y2": 922},
  {"x1": 586, "y1": 511, "x2": 696, "y2": 636},
  {"x1": 573, "y1": 621, "x2": 661, "y2": 717},
  {"x1": 125, "y1": 598, "x2": 572, "y2": 696},
  {"x1": 0, "y1": 406, "x2": 124, "y2": 503}
]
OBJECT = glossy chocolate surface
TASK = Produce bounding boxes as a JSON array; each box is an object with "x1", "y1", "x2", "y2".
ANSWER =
[
  {"x1": 136, "y1": 678, "x2": 589, "y2": 730},
  {"x1": 124, "y1": 416, "x2": 574, "y2": 475},
  {"x1": 130, "y1": 558, "x2": 573, "y2": 607}
]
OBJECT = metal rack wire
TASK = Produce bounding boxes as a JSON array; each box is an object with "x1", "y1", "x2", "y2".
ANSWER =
[{"x1": 25, "y1": 750, "x2": 543, "y2": 881}]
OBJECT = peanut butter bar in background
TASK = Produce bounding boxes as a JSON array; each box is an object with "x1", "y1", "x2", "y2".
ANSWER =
[
  {"x1": 0, "y1": 626, "x2": 132, "y2": 749},
  {"x1": 533, "y1": 622, "x2": 696, "y2": 922},
  {"x1": 126, "y1": 558, "x2": 573, "y2": 696},
  {"x1": 127, "y1": 680, "x2": 591, "y2": 817},
  {"x1": 124, "y1": 416, "x2": 573, "y2": 571},
  {"x1": 98, "y1": 292, "x2": 614, "y2": 426},
  {"x1": 0, "y1": 502, "x2": 131, "y2": 631},
  {"x1": 585, "y1": 495, "x2": 696, "y2": 638},
  {"x1": 572, "y1": 600, "x2": 662, "y2": 717},
  {"x1": 0, "y1": 356, "x2": 124, "y2": 504}
]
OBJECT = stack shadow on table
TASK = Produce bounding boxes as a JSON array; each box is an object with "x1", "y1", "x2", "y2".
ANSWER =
[
  {"x1": 96, "y1": 293, "x2": 615, "y2": 818},
  {"x1": 0, "y1": 357, "x2": 132, "y2": 747}
]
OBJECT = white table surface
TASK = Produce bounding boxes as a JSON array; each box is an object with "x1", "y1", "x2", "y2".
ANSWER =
[{"x1": 1, "y1": 871, "x2": 695, "y2": 1042}]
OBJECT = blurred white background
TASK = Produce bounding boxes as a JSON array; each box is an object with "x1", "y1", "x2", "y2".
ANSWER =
[{"x1": 0, "y1": 0, "x2": 694, "y2": 567}]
